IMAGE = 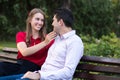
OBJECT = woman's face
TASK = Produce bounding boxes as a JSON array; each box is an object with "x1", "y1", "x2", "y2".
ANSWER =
[{"x1": 30, "y1": 13, "x2": 44, "y2": 31}]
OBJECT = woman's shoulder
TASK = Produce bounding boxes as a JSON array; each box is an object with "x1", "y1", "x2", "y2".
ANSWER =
[
  {"x1": 16, "y1": 31, "x2": 26, "y2": 38},
  {"x1": 16, "y1": 31, "x2": 26, "y2": 42},
  {"x1": 16, "y1": 31, "x2": 26, "y2": 35}
]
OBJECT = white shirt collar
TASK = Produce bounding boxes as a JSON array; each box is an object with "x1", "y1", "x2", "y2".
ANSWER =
[{"x1": 58, "y1": 30, "x2": 76, "y2": 40}]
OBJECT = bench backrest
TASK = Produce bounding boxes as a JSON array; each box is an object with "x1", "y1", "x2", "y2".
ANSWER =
[
  {"x1": 2, "y1": 47, "x2": 18, "y2": 53},
  {"x1": 0, "y1": 47, "x2": 17, "y2": 63},
  {"x1": 73, "y1": 55, "x2": 120, "y2": 80}
]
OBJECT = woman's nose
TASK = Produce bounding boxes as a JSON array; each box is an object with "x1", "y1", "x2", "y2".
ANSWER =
[{"x1": 39, "y1": 20, "x2": 43, "y2": 24}]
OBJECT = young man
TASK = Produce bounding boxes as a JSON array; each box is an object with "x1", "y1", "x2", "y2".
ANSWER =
[{"x1": 0, "y1": 8, "x2": 84, "y2": 80}]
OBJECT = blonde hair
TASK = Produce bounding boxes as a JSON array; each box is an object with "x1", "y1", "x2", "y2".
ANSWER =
[{"x1": 26, "y1": 8, "x2": 46, "y2": 46}]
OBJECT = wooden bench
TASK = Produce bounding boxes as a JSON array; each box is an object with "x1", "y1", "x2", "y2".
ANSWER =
[
  {"x1": 0, "y1": 47, "x2": 120, "y2": 79},
  {"x1": 73, "y1": 55, "x2": 120, "y2": 80},
  {"x1": 0, "y1": 47, "x2": 17, "y2": 63}
]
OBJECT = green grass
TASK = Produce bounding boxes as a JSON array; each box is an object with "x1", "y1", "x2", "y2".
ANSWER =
[{"x1": 0, "y1": 41, "x2": 16, "y2": 50}]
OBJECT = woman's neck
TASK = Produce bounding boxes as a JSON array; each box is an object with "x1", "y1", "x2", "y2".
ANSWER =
[{"x1": 32, "y1": 30, "x2": 39, "y2": 39}]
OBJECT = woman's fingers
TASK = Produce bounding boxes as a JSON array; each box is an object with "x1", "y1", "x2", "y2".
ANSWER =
[{"x1": 45, "y1": 31, "x2": 57, "y2": 43}]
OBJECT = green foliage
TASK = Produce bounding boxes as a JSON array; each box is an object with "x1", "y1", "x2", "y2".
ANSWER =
[
  {"x1": 72, "y1": 0, "x2": 120, "y2": 38},
  {"x1": 80, "y1": 33, "x2": 120, "y2": 58},
  {"x1": 0, "y1": 0, "x2": 120, "y2": 40},
  {"x1": 0, "y1": 15, "x2": 8, "y2": 40}
]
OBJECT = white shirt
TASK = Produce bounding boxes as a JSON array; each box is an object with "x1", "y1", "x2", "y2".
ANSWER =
[{"x1": 39, "y1": 30, "x2": 84, "y2": 80}]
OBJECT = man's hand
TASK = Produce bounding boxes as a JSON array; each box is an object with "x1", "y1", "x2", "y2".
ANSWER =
[{"x1": 22, "y1": 71, "x2": 40, "y2": 80}]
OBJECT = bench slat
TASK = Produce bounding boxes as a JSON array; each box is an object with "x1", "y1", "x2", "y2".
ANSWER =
[
  {"x1": 2, "y1": 47, "x2": 18, "y2": 53},
  {"x1": 0, "y1": 58, "x2": 17, "y2": 63},
  {"x1": 0, "y1": 52, "x2": 17, "y2": 60},
  {"x1": 81, "y1": 55, "x2": 120, "y2": 65},
  {"x1": 76, "y1": 63, "x2": 120, "y2": 74},
  {"x1": 74, "y1": 72, "x2": 120, "y2": 80},
  {"x1": 0, "y1": 52, "x2": 17, "y2": 63}
]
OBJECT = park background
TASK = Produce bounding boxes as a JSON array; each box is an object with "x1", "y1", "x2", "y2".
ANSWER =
[{"x1": 0, "y1": 0, "x2": 120, "y2": 58}]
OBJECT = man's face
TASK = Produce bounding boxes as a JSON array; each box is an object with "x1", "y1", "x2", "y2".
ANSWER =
[{"x1": 52, "y1": 15, "x2": 61, "y2": 34}]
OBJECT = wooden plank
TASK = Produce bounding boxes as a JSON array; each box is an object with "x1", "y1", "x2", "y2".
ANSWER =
[
  {"x1": 76, "y1": 63, "x2": 120, "y2": 74},
  {"x1": 2, "y1": 47, "x2": 18, "y2": 53},
  {"x1": 0, "y1": 58, "x2": 17, "y2": 63},
  {"x1": 0, "y1": 52, "x2": 17, "y2": 60},
  {"x1": 73, "y1": 72, "x2": 120, "y2": 80},
  {"x1": 0, "y1": 52, "x2": 17, "y2": 63},
  {"x1": 81, "y1": 55, "x2": 120, "y2": 65}
]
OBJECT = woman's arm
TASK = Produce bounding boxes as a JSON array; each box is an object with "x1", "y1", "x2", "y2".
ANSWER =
[{"x1": 17, "y1": 31, "x2": 56, "y2": 56}]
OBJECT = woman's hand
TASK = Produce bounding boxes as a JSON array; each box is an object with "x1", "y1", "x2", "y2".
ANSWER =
[{"x1": 44, "y1": 31, "x2": 57, "y2": 44}]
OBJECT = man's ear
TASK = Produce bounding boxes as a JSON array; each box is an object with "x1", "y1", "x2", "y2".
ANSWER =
[{"x1": 59, "y1": 19, "x2": 64, "y2": 26}]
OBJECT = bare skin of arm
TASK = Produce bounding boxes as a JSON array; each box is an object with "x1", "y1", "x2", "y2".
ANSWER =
[{"x1": 17, "y1": 31, "x2": 56, "y2": 56}]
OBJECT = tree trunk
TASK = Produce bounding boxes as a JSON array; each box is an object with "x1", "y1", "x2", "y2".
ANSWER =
[{"x1": 62, "y1": 0, "x2": 71, "y2": 9}]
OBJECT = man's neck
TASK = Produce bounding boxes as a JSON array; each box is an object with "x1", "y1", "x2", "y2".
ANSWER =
[{"x1": 59, "y1": 27, "x2": 72, "y2": 36}]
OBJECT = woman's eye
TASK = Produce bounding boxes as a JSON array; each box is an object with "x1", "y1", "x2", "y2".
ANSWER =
[
  {"x1": 35, "y1": 18, "x2": 44, "y2": 22},
  {"x1": 36, "y1": 18, "x2": 39, "y2": 20}
]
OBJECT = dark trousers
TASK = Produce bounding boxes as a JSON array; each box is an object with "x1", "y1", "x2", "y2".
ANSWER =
[{"x1": 0, "y1": 59, "x2": 41, "y2": 76}]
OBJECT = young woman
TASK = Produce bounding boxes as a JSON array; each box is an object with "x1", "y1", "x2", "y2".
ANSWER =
[{"x1": 0, "y1": 8, "x2": 56, "y2": 76}]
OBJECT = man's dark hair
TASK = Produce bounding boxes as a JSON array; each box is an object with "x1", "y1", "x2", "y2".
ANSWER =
[{"x1": 54, "y1": 8, "x2": 74, "y2": 28}]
